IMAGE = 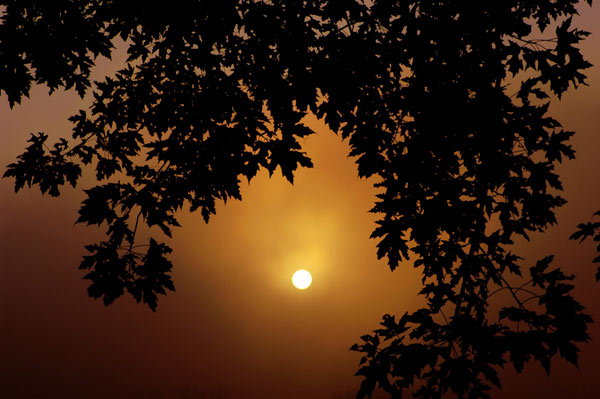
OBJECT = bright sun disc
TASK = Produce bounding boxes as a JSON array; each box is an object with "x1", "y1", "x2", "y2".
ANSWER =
[{"x1": 292, "y1": 269, "x2": 312, "y2": 290}]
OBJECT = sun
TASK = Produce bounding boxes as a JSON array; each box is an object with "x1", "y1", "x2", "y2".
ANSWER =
[{"x1": 292, "y1": 269, "x2": 312, "y2": 290}]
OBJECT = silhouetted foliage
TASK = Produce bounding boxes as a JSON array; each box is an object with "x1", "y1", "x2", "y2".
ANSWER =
[
  {"x1": 1, "y1": 0, "x2": 595, "y2": 397},
  {"x1": 571, "y1": 210, "x2": 600, "y2": 280}
]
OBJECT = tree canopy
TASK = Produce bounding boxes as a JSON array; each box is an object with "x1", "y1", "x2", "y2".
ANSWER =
[{"x1": 1, "y1": 0, "x2": 596, "y2": 398}]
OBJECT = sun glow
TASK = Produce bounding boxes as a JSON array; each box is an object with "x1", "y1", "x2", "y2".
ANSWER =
[{"x1": 292, "y1": 269, "x2": 312, "y2": 290}]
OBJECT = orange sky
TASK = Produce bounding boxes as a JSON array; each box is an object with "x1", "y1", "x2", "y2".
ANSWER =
[{"x1": 1, "y1": 5, "x2": 600, "y2": 399}]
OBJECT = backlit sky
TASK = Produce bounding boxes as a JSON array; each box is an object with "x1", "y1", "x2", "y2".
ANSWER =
[{"x1": 2, "y1": 5, "x2": 600, "y2": 399}]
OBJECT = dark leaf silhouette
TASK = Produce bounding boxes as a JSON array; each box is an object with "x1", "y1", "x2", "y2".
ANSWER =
[{"x1": 571, "y1": 211, "x2": 600, "y2": 281}]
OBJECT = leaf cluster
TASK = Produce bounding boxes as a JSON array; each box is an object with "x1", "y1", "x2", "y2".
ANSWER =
[
  {"x1": 352, "y1": 255, "x2": 592, "y2": 399},
  {"x1": 570, "y1": 211, "x2": 600, "y2": 280},
  {"x1": 0, "y1": 0, "x2": 113, "y2": 107}
]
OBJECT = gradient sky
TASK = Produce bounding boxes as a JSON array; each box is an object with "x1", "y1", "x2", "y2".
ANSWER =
[{"x1": 1, "y1": 5, "x2": 600, "y2": 399}]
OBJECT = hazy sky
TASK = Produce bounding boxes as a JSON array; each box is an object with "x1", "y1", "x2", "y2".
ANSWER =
[{"x1": 2, "y1": 5, "x2": 600, "y2": 399}]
